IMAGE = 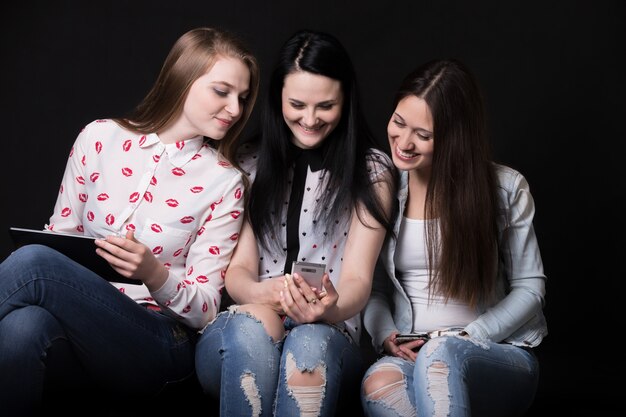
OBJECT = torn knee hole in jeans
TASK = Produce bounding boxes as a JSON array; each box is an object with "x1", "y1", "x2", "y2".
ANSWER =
[
  {"x1": 363, "y1": 363, "x2": 416, "y2": 417},
  {"x1": 285, "y1": 352, "x2": 326, "y2": 416}
]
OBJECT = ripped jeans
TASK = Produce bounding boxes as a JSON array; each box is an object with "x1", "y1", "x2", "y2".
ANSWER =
[
  {"x1": 361, "y1": 335, "x2": 539, "y2": 417},
  {"x1": 195, "y1": 308, "x2": 363, "y2": 416}
]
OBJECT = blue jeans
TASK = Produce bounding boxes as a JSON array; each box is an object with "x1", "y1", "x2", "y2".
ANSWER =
[
  {"x1": 196, "y1": 308, "x2": 363, "y2": 416},
  {"x1": 361, "y1": 335, "x2": 539, "y2": 417},
  {"x1": 0, "y1": 245, "x2": 197, "y2": 416}
]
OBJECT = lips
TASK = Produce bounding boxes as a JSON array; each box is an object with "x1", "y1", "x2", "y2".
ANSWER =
[
  {"x1": 299, "y1": 123, "x2": 323, "y2": 134},
  {"x1": 215, "y1": 117, "x2": 233, "y2": 128}
]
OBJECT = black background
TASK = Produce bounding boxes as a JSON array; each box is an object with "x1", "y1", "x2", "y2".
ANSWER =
[{"x1": 2, "y1": 1, "x2": 625, "y2": 412}]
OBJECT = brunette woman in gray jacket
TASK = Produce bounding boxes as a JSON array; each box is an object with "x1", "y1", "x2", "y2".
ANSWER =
[{"x1": 361, "y1": 58, "x2": 547, "y2": 417}]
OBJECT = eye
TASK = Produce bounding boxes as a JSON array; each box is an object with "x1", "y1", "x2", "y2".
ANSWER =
[
  {"x1": 393, "y1": 119, "x2": 406, "y2": 128},
  {"x1": 213, "y1": 88, "x2": 228, "y2": 97},
  {"x1": 290, "y1": 102, "x2": 305, "y2": 109},
  {"x1": 317, "y1": 103, "x2": 334, "y2": 111},
  {"x1": 416, "y1": 132, "x2": 432, "y2": 141}
]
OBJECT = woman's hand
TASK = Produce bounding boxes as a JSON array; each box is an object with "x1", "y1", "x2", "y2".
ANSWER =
[
  {"x1": 280, "y1": 272, "x2": 338, "y2": 323},
  {"x1": 382, "y1": 331, "x2": 426, "y2": 362},
  {"x1": 94, "y1": 229, "x2": 168, "y2": 290},
  {"x1": 259, "y1": 276, "x2": 289, "y2": 314}
]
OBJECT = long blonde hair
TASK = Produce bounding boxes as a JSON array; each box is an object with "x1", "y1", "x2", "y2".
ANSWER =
[{"x1": 115, "y1": 27, "x2": 260, "y2": 167}]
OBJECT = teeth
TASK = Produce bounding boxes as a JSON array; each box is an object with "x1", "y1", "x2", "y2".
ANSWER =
[
  {"x1": 397, "y1": 148, "x2": 415, "y2": 158},
  {"x1": 300, "y1": 124, "x2": 319, "y2": 132}
]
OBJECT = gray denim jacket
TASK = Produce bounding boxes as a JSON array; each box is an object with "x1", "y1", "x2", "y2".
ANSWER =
[{"x1": 363, "y1": 164, "x2": 548, "y2": 353}]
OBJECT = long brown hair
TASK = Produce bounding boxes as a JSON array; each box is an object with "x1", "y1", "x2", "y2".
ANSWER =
[
  {"x1": 115, "y1": 27, "x2": 260, "y2": 171},
  {"x1": 395, "y1": 59, "x2": 499, "y2": 307}
]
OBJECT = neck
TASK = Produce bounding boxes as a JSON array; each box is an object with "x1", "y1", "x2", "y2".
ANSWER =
[
  {"x1": 405, "y1": 169, "x2": 431, "y2": 220},
  {"x1": 158, "y1": 118, "x2": 196, "y2": 144}
]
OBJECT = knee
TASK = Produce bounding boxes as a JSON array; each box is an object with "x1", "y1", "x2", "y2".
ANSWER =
[
  {"x1": 284, "y1": 351, "x2": 326, "y2": 387},
  {"x1": 418, "y1": 335, "x2": 466, "y2": 365},
  {"x1": 362, "y1": 365, "x2": 405, "y2": 399},
  {"x1": 362, "y1": 363, "x2": 416, "y2": 417},
  {"x1": 3, "y1": 244, "x2": 61, "y2": 273},
  {"x1": 281, "y1": 324, "x2": 342, "y2": 386},
  {"x1": 235, "y1": 304, "x2": 285, "y2": 342}
]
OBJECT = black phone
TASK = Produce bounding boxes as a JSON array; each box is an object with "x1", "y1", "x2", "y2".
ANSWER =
[{"x1": 395, "y1": 333, "x2": 430, "y2": 344}]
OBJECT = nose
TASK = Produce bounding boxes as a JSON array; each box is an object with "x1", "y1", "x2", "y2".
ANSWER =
[
  {"x1": 225, "y1": 96, "x2": 241, "y2": 118},
  {"x1": 391, "y1": 128, "x2": 413, "y2": 149},
  {"x1": 302, "y1": 108, "x2": 317, "y2": 127}
]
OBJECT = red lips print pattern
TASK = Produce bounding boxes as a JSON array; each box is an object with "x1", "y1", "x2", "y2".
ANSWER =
[{"x1": 46, "y1": 119, "x2": 246, "y2": 329}]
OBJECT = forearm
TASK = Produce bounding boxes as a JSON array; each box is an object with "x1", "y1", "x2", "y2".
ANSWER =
[
  {"x1": 322, "y1": 275, "x2": 371, "y2": 323},
  {"x1": 225, "y1": 265, "x2": 279, "y2": 306}
]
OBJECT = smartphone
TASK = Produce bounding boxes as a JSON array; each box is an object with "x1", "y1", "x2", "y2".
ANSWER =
[
  {"x1": 291, "y1": 261, "x2": 326, "y2": 288},
  {"x1": 395, "y1": 333, "x2": 430, "y2": 344}
]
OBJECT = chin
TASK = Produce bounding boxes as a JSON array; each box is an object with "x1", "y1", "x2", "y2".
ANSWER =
[
  {"x1": 393, "y1": 159, "x2": 417, "y2": 172},
  {"x1": 295, "y1": 136, "x2": 324, "y2": 149}
]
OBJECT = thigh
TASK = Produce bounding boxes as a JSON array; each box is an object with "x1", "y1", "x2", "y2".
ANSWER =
[
  {"x1": 0, "y1": 244, "x2": 196, "y2": 392},
  {"x1": 414, "y1": 336, "x2": 539, "y2": 417},
  {"x1": 465, "y1": 342, "x2": 539, "y2": 416}
]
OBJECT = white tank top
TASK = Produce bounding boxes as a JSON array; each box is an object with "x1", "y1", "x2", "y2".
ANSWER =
[{"x1": 394, "y1": 216, "x2": 479, "y2": 332}]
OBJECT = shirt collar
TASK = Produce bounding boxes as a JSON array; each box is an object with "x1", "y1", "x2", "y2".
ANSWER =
[
  {"x1": 287, "y1": 141, "x2": 324, "y2": 172},
  {"x1": 140, "y1": 134, "x2": 206, "y2": 168}
]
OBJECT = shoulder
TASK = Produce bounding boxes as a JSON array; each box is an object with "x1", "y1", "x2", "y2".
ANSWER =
[
  {"x1": 205, "y1": 146, "x2": 245, "y2": 176},
  {"x1": 493, "y1": 163, "x2": 536, "y2": 217},
  {"x1": 197, "y1": 147, "x2": 245, "y2": 198},
  {"x1": 235, "y1": 139, "x2": 260, "y2": 179},
  {"x1": 493, "y1": 163, "x2": 530, "y2": 194},
  {"x1": 76, "y1": 119, "x2": 134, "y2": 143},
  {"x1": 80, "y1": 119, "x2": 125, "y2": 134},
  {"x1": 365, "y1": 148, "x2": 394, "y2": 176},
  {"x1": 72, "y1": 119, "x2": 130, "y2": 150}
]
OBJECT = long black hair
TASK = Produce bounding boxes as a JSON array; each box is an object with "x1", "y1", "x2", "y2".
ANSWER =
[{"x1": 248, "y1": 29, "x2": 395, "y2": 251}]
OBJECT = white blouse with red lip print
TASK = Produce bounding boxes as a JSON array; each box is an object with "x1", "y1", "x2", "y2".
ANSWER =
[{"x1": 47, "y1": 119, "x2": 245, "y2": 330}]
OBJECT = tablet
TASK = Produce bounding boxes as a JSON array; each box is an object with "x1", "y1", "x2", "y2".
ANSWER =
[{"x1": 8, "y1": 227, "x2": 141, "y2": 285}]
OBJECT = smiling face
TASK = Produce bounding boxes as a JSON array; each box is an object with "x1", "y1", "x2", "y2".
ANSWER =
[
  {"x1": 281, "y1": 71, "x2": 343, "y2": 149},
  {"x1": 387, "y1": 95, "x2": 434, "y2": 175},
  {"x1": 181, "y1": 56, "x2": 251, "y2": 141}
]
